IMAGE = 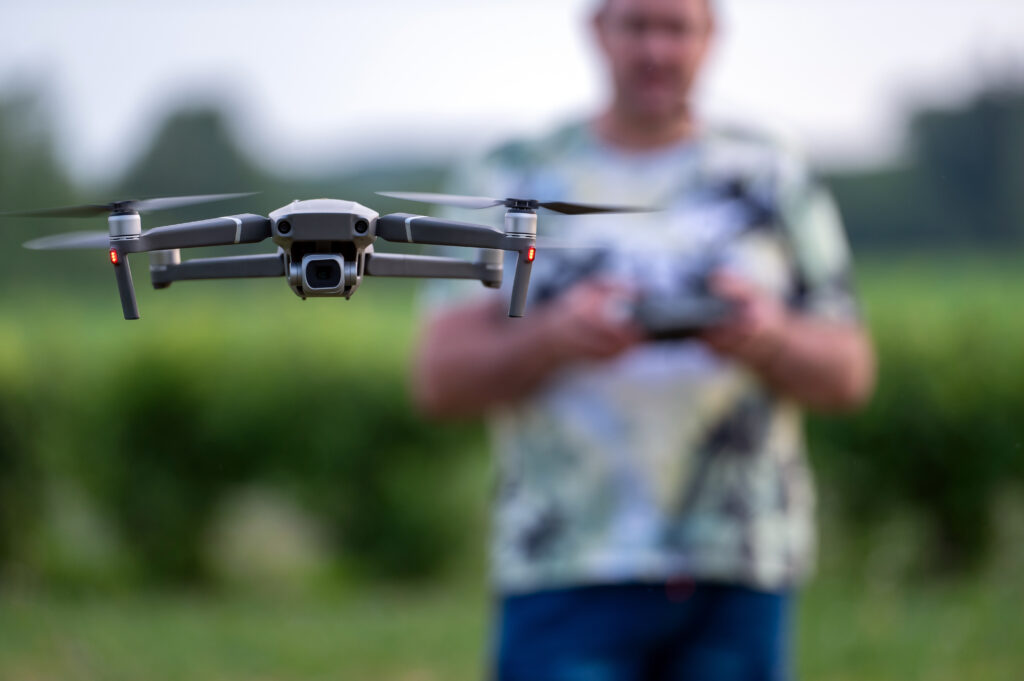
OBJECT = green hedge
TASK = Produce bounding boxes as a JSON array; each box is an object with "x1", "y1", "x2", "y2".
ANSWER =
[
  {"x1": 809, "y1": 257, "x2": 1024, "y2": 573},
  {"x1": 2, "y1": 258, "x2": 1023, "y2": 586},
  {"x1": 0, "y1": 290, "x2": 485, "y2": 587}
]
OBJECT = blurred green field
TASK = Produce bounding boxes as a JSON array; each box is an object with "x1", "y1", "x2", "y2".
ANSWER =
[
  {"x1": 1, "y1": 254, "x2": 1023, "y2": 680},
  {"x1": 1, "y1": 569, "x2": 1023, "y2": 681}
]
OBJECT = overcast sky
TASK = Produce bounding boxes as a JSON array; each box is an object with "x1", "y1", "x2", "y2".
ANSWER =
[{"x1": 3, "y1": 0, "x2": 1024, "y2": 185}]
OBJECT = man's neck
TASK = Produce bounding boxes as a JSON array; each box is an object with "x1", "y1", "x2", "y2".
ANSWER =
[{"x1": 592, "y1": 105, "x2": 698, "y2": 152}]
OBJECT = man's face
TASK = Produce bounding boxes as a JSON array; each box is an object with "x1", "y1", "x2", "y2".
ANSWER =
[{"x1": 593, "y1": 0, "x2": 714, "y2": 123}]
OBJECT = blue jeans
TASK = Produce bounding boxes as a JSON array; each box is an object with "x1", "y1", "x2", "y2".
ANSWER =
[{"x1": 494, "y1": 581, "x2": 792, "y2": 681}]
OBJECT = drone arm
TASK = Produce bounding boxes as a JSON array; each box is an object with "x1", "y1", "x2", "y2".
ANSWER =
[
  {"x1": 376, "y1": 213, "x2": 535, "y2": 316},
  {"x1": 375, "y1": 213, "x2": 511, "y2": 250},
  {"x1": 508, "y1": 248, "x2": 534, "y2": 318},
  {"x1": 110, "y1": 246, "x2": 139, "y2": 320},
  {"x1": 150, "y1": 253, "x2": 285, "y2": 288},
  {"x1": 364, "y1": 253, "x2": 502, "y2": 287},
  {"x1": 131, "y1": 214, "x2": 271, "y2": 252}
]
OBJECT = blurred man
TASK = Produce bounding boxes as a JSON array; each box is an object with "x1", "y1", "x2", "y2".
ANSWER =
[{"x1": 414, "y1": 0, "x2": 875, "y2": 678}]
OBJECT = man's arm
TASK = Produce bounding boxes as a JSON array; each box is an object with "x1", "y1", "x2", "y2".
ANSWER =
[
  {"x1": 415, "y1": 272, "x2": 874, "y2": 418},
  {"x1": 701, "y1": 271, "x2": 876, "y2": 411},
  {"x1": 412, "y1": 281, "x2": 642, "y2": 419}
]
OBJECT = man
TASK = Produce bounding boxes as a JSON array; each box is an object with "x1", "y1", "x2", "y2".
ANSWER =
[{"x1": 414, "y1": 0, "x2": 875, "y2": 678}]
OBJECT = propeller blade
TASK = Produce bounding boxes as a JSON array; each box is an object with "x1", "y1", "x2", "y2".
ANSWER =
[
  {"x1": 376, "y1": 191, "x2": 506, "y2": 209},
  {"x1": 23, "y1": 231, "x2": 110, "y2": 250},
  {"x1": 534, "y1": 234, "x2": 690, "y2": 254},
  {"x1": 129, "y1": 192, "x2": 257, "y2": 213},
  {"x1": 538, "y1": 201, "x2": 655, "y2": 215},
  {"x1": 377, "y1": 191, "x2": 657, "y2": 215},
  {"x1": 534, "y1": 236, "x2": 607, "y2": 250},
  {"x1": 5, "y1": 205, "x2": 114, "y2": 219},
  {"x1": 2, "y1": 192, "x2": 257, "y2": 219},
  {"x1": 23, "y1": 214, "x2": 271, "y2": 253}
]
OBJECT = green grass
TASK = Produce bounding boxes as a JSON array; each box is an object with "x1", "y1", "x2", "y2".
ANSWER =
[
  {"x1": 0, "y1": 584, "x2": 490, "y2": 681},
  {"x1": 798, "y1": 575, "x2": 1024, "y2": 681},
  {"x1": 1, "y1": 570, "x2": 1022, "y2": 681}
]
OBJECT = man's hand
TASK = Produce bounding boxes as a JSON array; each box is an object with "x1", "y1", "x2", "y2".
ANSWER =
[
  {"x1": 699, "y1": 269, "x2": 876, "y2": 411},
  {"x1": 700, "y1": 270, "x2": 789, "y2": 367},
  {"x1": 540, "y1": 280, "x2": 644, "y2": 363},
  {"x1": 413, "y1": 279, "x2": 643, "y2": 419}
]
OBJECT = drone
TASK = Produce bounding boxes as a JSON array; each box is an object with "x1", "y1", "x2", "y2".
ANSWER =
[{"x1": 7, "y1": 191, "x2": 651, "y2": 321}]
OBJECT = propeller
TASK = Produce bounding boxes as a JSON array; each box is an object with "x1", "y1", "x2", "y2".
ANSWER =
[
  {"x1": 24, "y1": 231, "x2": 110, "y2": 250},
  {"x1": 1, "y1": 192, "x2": 257, "y2": 218},
  {"x1": 377, "y1": 191, "x2": 656, "y2": 215},
  {"x1": 22, "y1": 214, "x2": 272, "y2": 253}
]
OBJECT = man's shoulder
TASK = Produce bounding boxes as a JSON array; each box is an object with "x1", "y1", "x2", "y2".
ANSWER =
[{"x1": 699, "y1": 122, "x2": 809, "y2": 185}]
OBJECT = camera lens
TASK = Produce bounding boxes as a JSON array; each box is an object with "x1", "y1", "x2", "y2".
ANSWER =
[{"x1": 305, "y1": 259, "x2": 342, "y2": 289}]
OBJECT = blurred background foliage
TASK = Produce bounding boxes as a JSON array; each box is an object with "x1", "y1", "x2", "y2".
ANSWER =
[{"x1": 1, "y1": 76, "x2": 1023, "y2": 679}]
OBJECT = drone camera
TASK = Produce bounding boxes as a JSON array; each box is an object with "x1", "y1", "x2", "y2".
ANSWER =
[
  {"x1": 307, "y1": 259, "x2": 341, "y2": 289},
  {"x1": 299, "y1": 253, "x2": 355, "y2": 296}
]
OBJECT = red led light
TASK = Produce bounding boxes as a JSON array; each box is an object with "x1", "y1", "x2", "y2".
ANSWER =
[
  {"x1": 109, "y1": 248, "x2": 119, "y2": 265},
  {"x1": 526, "y1": 246, "x2": 536, "y2": 263}
]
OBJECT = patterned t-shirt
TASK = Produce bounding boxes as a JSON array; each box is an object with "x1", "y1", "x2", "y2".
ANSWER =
[{"x1": 426, "y1": 121, "x2": 859, "y2": 594}]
